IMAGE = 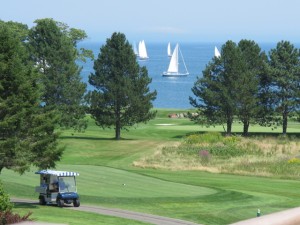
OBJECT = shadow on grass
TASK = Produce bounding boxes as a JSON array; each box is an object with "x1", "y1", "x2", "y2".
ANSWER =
[
  {"x1": 59, "y1": 136, "x2": 135, "y2": 141},
  {"x1": 14, "y1": 202, "x2": 76, "y2": 209},
  {"x1": 14, "y1": 202, "x2": 38, "y2": 209},
  {"x1": 176, "y1": 131, "x2": 300, "y2": 139},
  {"x1": 80, "y1": 189, "x2": 253, "y2": 205}
]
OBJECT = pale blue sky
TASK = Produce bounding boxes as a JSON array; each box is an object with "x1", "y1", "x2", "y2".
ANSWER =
[{"x1": 1, "y1": 0, "x2": 300, "y2": 43}]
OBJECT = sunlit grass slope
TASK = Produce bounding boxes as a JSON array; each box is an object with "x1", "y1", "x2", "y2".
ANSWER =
[{"x1": 2, "y1": 109, "x2": 300, "y2": 225}]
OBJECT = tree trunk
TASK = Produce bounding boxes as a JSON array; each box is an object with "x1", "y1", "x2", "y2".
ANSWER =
[
  {"x1": 115, "y1": 103, "x2": 121, "y2": 140},
  {"x1": 282, "y1": 111, "x2": 288, "y2": 135},
  {"x1": 115, "y1": 120, "x2": 121, "y2": 140},
  {"x1": 243, "y1": 120, "x2": 249, "y2": 136},
  {"x1": 226, "y1": 118, "x2": 232, "y2": 136}
]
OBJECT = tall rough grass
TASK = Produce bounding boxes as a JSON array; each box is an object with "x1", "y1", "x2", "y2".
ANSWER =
[{"x1": 133, "y1": 132, "x2": 300, "y2": 178}]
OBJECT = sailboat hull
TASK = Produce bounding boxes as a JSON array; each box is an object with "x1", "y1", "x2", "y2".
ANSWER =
[
  {"x1": 138, "y1": 56, "x2": 149, "y2": 60},
  {"x1": 162, "y1": 72, "x2": 189, "y2": 77}
]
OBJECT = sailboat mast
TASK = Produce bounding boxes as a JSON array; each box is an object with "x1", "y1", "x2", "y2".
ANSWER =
[
  {"x1": 178, "y1": 46, "x2": 189, "y2": 75},
  {"x1": 162, "y1": 43, "x2": 189, "y2": 76}
]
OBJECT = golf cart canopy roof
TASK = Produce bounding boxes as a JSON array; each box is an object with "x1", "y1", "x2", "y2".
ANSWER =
[{"x1": 35, "y1": 170, "x2": 79, "y2": 176}]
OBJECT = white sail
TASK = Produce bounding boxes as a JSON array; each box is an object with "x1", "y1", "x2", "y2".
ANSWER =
[
  {"x1": 138, "y1": 40, "x2": 148, "y2": 59},
  {"x1": 133, "y1": 42, "x2": 138, "y2": 56},
  {"x1": 167, "y1": 44, "x2": 178, "y2": 73},
  {"x1": 162, "y1": 43, "x2": 189, "y2": 76},
  {"x1": 214, "y1": 46, "x2": 221, "y2": 58},
  {"x1": 167, "y1": 42, "x2": 172, "y2": 57}
]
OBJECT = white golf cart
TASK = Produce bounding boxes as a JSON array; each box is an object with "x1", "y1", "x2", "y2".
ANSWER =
[{"x1": 35, "y1": 170, "x2": 80, "y2": 207}]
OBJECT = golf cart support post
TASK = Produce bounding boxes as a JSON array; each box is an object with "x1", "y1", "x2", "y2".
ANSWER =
[{"x1": 35, "y1": 170, "x2": 80, "y2": 207}]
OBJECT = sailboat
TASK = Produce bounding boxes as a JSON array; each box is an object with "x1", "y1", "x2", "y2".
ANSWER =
[
  {"x1": 138, "y1": 40, "x2": 149, "y2": 60},
  {"x1": 162, "y1": 43, "x2": 189, "y2": 77},
  {"x1": 167, "y1": 42, "x2": 172, "y2": 57},
  {"x1": 214, "y1": 46, "x2": 221, "y2": 58},
  {"x1": 133, "y1": 42, "x2": 138, "y2": 56}
]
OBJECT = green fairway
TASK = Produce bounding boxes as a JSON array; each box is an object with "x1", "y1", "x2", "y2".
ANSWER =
[
  {"x1": 13, "y1": 203, "x2": 150, "y2": 225},
  {"x1": 2, "y1": 109, "x2": 300, "y2": 225}
]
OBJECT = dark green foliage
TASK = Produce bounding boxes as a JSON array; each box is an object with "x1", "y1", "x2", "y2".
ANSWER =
[
  {"x1": 88, "y1": 32, "x2": 157, "y2": 140},
  {"x1": 190, "y1": 41, "x2": 242, "y2": 135},
  {"x1": 0, "y1": 22, "x2": 62, "y2": 174},
  {"x1": 0, "y1": 20, "x2": 28, "y2": 42},
  {"x1": 28, "y1": 18, "x2": 88, "y2": 131},
  {"x1": 268, "y1": 41, "x2": 300, "y2": 135},
  {"x1": 190, "y1": 40, "x2": 270, "y2": 136},
  {"x1": 236, "y1": 40, "x2": 267, "y2": 136}
]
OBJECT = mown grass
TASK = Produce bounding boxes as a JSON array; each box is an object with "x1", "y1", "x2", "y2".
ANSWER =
[
  {"x1": 2, "y1": 109, "x2": 300, "y2": 225},
  {"x1": 13, "y1": 203, "x2": 150, "y2": 225},
  {"x1": 4, "y1": 165, "x2": 300, "y2": 225}
]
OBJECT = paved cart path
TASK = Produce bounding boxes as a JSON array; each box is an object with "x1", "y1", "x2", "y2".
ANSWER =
[
  {"x1": 11, "y1": 198, "x2": 201, "y2": 225},
  {"x1": 13, "y1": 198, "x2": 300, "y2": 225}
]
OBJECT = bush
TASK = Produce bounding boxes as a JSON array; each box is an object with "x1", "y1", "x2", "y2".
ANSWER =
[
  {"x1": 0, "y1": 211, "x2": 32, "y2": 225},
  {"x1": 0, "y1": 181, "x2": 12, "y2": 212},
  {"x1": 0, "y1": 180, "x2": 32, "y2": 225},
  {"x1": 184, "y1": 132, "x2": 223, "y2": 144}
]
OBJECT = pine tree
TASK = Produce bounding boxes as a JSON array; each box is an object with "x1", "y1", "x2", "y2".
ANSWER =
[
  {"x1": 0, "y1": 22, "x2": 62, "y2": 174},
  {"x1": 269, "y1": 41, "x2": 300, "y2": 135},
  {"x1": 28, "y1": 18, "x2": 88, "y2": 131},
  {"x1": 190, "y1": 41, "x2": 242, "y2": 135},
  {"x1": 236, "y1": 40, "x2": 267, "y2": 136},
  {"x1": 191, "y1": 40, "x2": 268, "y2": 136},
  {"x1": 88, "y1": 32, "x2": 157, "y2": 140}
]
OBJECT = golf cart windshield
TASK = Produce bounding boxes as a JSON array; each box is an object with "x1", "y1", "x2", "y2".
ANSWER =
[{"x1": 59, "y1": 176, "x2": 76, "y2": 193}]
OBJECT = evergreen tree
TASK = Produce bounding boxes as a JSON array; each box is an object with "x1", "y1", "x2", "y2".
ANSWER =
[
  {"x1": 0, "y1": 22, "x2": 62, "y2": 174},
  {"x1": 0, "y1": 20, "x2": 28, "y2": 42},
  {"x1": 88, "y1": 32, "x2": 157, "y2": 140},
  {"x1": 268, "y1": 41, "x2": 300, "y2": 135},
  {"x1": 191, "y1": 40, "x2": 269, "y2": 136},
  {"x1": 28, "y1": 18, "x2": 89, "y2": 131},
  {"x1": 190, "y1": 41, "x2": 242, "y2": 135},
  {"x1": 236, "y1": 40, "x2": 267, "y2": 136}
]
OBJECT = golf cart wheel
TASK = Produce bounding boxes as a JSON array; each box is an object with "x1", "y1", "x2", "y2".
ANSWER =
[
  {"x1": 73, "y1": 199, "x2": 80, "y2": 207},
  {"x1": 39, "y1": 196, "x2": 46, "y2": 205},
  {"x1": 57, "y1": 199, "x2": 64, "y2": 207}
]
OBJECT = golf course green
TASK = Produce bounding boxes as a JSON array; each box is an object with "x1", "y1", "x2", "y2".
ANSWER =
[{"x1": 2, "y1": 109, "x2": 300, "y2": 225}]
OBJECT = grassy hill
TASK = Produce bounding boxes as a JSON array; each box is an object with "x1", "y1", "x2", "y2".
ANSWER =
[{"x1": 2, "y1": 109, "x2": 300, "y2": 225}]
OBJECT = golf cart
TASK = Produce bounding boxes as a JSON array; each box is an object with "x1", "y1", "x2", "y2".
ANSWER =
[{"x1": 35, "y1": 170, "x2": 80, "y2": 207}]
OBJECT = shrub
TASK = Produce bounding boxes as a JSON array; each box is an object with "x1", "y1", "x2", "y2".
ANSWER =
[
  {"x1": 0, "y1": 181, "x2": 12, "y2": 212},
  {"x1": 0, "y1": 180, "x2": 32, "y2": 225},
  {"x1": 184, "y1": 132, "x2": 223, "y2": 144},
  {"x1": 0, "y1": 211, "x2": 32, "y2": 225}
]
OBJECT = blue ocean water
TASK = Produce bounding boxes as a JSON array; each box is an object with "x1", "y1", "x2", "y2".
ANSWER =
[{"x1": 78, "y1": 42, "x2": 277, "y2": 109}]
